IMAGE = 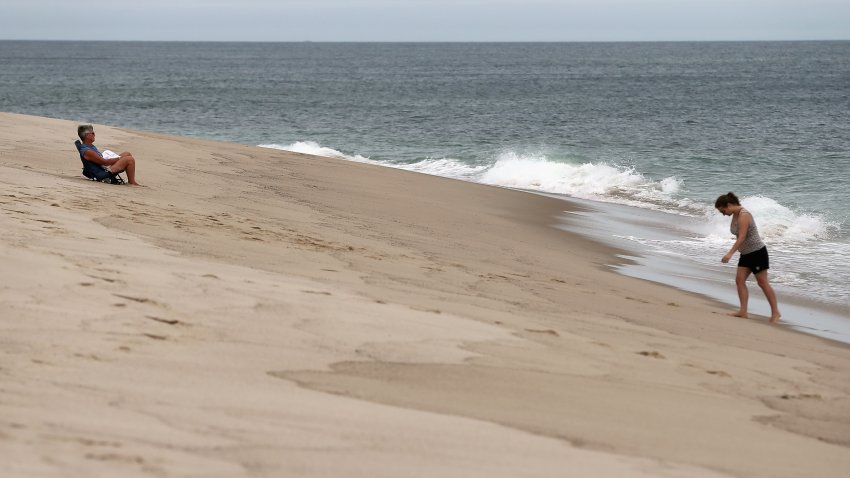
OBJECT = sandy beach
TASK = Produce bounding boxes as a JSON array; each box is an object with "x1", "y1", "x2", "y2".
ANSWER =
[{"x1": 1, "y1": 112, "x2": 849, "y2": 477}]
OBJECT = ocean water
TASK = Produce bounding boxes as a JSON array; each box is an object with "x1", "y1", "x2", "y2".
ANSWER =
[{"x1": 2, "y1": 41, "x2": 849, "y2": 333}]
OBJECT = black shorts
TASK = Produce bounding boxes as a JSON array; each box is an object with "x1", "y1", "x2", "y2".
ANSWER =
[{"x1": 738, "y1": 246, "x2": 769, "y2": 274}]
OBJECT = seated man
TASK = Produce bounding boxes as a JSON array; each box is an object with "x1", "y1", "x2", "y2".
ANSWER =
[{"x1": 77, "y1": 124, "x2": 140, "y2": 185}]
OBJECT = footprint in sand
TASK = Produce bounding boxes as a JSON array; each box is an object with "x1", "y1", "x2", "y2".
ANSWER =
[
  {"x1": 525, "y1": 328, "x2": 560, "y2": 337},
  {"x1": 113, "y1": 294, "x2": 157, "y2": 305},
  {"x1": 780, "y1": 393, "x2": 823, "y2": 400},
  {"x1": 84, "y1": 453, "x2": 146, "y2": 465},
  {"x1": 636, "y1": 350, "x2": 665, "y2": 359},
  {"x1": 145, "y1": 316, "x2": 180, "y2": 325}
]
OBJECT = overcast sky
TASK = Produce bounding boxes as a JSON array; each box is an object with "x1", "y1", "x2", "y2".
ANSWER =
[{"x1": 2, "y1": 0, "x2": 849, "y2": 42}]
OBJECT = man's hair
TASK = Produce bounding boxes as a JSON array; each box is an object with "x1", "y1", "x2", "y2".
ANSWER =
[{"x1": 77, "y1": 124, "x2": 93, "y2": 140}]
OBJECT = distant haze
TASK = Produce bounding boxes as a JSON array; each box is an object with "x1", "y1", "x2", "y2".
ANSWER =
[{"x1": 2, "y1": 0, "x2": 849, "y2": 42}]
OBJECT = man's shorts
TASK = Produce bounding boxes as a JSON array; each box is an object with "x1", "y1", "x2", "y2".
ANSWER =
[{"x1": 738, "y1": 246, "x2": 769, "y2": 274}]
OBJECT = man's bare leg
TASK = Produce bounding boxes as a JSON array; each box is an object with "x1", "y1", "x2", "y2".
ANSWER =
[{"x1": 110, "y1": 154, "x2": 140, "y2": 185}]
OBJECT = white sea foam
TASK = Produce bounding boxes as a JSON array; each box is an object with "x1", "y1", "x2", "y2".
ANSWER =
[
  {"x1": 401, "y1": 158, "x2": 490, "y2": 180},
  {"x1": 259, "y1": 141, "x2": 375, "y2": 163},
  {"x1": 696, "y1": 195, "x2": 839, "y2": 245},
  {"x1": 476, "y1": 151, "x2": 684, "y2": 211}
]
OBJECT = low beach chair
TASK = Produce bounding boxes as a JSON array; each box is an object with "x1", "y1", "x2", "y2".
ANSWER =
[{"x1": 74, "y1": 140, "x2": 125, "y2": 184}]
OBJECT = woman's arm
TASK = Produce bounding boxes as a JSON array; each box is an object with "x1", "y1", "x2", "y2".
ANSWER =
[{"x1": 722, "y1": 213, "x2": 751, "y2": 263}]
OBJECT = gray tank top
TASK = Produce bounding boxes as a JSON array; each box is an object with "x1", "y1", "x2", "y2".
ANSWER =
[{"x1": 730, "y1": 209, "x2": 765, "y2": 255}]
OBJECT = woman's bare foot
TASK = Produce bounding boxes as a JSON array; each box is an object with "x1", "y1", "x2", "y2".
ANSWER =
[
  {"x1": 728, "y1": 311, "x2": 749, "y2": 318},
  {"x1": 769, "y1": 314, "x2": 781, "y2": 324}
]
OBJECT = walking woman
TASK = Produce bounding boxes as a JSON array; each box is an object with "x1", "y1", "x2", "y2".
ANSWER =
[{"x1": 715, "y1": 192, "x2": 781, "y2": 322}]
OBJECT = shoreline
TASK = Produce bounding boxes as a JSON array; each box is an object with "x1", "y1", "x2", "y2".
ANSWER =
[
  {"x1": 550, "y1": 196, "x2": 850, "y2": 345},
  {"x1": 260, "y1": 144, "x2": 850, "y2": 325},
  {"x1": 2, "y1": 112, "x2": 849, "y2": 477}
]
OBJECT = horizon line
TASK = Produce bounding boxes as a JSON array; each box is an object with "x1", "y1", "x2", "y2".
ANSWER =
[{"x1": 2, "y1": 38, "x2": 849, "y2": 43}]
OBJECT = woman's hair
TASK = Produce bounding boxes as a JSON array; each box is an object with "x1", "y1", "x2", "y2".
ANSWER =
[
  {"x1": 715, "y1": 192, "x2": 741, "y2": 208},
  {"x1": 77, "y1": 124, "x2": 93, "y2": 140}
]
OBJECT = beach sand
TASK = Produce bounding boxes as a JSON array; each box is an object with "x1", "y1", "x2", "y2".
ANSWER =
[{"x1": 1, "y1": 112, "x2": 849, "y2": 477}]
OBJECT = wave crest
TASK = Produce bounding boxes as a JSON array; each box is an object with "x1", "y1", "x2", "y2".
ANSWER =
[
  {"x1": 479, "y1": 151, "x2": 682, "y2": 209},
  {"x1": 259, "y1": 141, "x2": 375, "y2": 163}
]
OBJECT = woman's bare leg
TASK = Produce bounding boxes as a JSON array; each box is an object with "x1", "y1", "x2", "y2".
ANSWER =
[
  {"x1": 755, "y1": 270, "x2": 781, "y2": 323},
  {"x1": 731, "y1": 267, "x2": 751, "y2": 318}
]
